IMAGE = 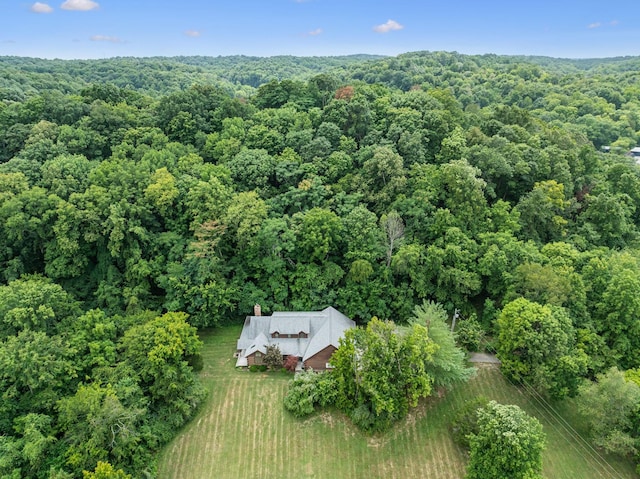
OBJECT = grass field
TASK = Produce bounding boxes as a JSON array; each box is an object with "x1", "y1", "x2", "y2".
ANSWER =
[{"x1": 157, "y1": 325, "x2": 639, "y2": 479}]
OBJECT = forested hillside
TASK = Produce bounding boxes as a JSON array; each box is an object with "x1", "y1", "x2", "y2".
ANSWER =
[{"x1": 1, "y1": 51, "x2": 640, "y2": 477}]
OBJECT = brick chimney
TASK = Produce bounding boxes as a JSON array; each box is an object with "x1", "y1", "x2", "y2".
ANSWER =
[{"x1": 254, "y1": 304, "x2": 262, "y2": 316}]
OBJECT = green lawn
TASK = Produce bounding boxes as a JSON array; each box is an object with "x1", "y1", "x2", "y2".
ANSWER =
[{"x1": 157, "y1": 326, "x2": 639, "y2": 479}]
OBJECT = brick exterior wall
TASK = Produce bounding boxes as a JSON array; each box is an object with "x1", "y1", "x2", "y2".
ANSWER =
[
  {"x1": 246, "y1": 352, "x2": 263, "y2": 366},
  {"x1": 303, "y1": 345, "x2": 337, "y2": 371}
]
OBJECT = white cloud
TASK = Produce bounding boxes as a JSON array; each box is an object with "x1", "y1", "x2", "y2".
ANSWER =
[
  {"x1": 90, "y1": 35, "x2": 123, "y2": 43},
  {"x1": 610, "y1": 20, "x2": 620, "y2": 26},
  {"x1": 30, "y1": 2, "x2": 54, "y2": 13},
  {"x1": 61, "y1": 0, "x2": 99, "y2": 11},
  {"x1": 588, "y1": 22, "x2": 601, "y2": 29},
  {"x1": 373, "y1": 19, "x2": 404, "y2": 33},
  {"x1": 308, "y1": 28, "x2": 323, "y2": 36},
  {"x1": 184, "y1": 30, "x2": 202, "y2": 38}
]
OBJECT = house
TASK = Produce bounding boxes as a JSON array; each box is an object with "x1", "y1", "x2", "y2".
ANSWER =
[
  {"x1": 235, "y1": 306, "x2": 355, "y2": 370},
  {"x1": 628, "y1": 147, "x2": 640, "y2": 163}
]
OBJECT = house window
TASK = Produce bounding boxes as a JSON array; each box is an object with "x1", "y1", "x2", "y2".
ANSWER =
[{"x1": 255, "y1": 352, "x2": 263, "y2": 365}]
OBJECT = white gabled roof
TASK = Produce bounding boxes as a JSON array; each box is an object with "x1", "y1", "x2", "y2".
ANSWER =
[
  {"x1": 302, "y1": 307, "x2": 354, "y2": 361},
  {"x1": 269, "y1": 315, "x2": 310, "y2": 335},
  {"x1": 243, "y1": 332, "x2": 270, "y2": 357},
  {"x1": 236, "y1": 306, "x2": 355, "y2": 365}
]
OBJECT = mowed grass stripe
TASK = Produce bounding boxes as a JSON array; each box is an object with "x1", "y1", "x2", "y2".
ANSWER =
[{"x1": 158, "y1": 326, "x2": 639, "y2": 479}]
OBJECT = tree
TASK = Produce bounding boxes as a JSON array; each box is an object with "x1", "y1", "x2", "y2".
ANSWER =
[
  {"x1": 227, "y1": 149, "x2": 276, "y2": 193},
  {"x1": 516, "y1": 180, "x2": 569, "y2": 243},
  {"x1": 293, "y1": 207, "x2": 344, "y2": 264},
  {"x1": 454, "y1": 316, "x2": 486, "y2": 352},
  {"x1": 0, "y1": 275, "x2": 80, "y2": 339},
  {"x1": 263, "y1": 344, "x2": 283, "y2": 370},
  {"x1": 119, "y1": 312, "x2": 206, "y2": 416},
  {"x1": 451, "y1": 396, "x2": 489, "y2": 448},
  {"x1": 144, "y1": 167, "x2": 179, "y2": 219},
  {"x1": 83, "y1": 461, "x2": 132, "y2": 479},
  {"x1": 422, "y1": 227, "x2": 482, "y2": 309},
  {"x1": 57, "y1": 383, "x2": 145, "y2": 473},
  {"x1": 0, "y1": 330, "x2": 77, "y2": 424},
  {"x1": 381, "y1": 210, "x2": 404, "y2": 267},
  {"x1": 284, "y1": 355, "x2": 299, "y2": 372},
  {"x1": 342, "y1": 205, "x2": 383, "y2": 263},
  {"x1": 410, "y1": 300, "x2": 475, "y2": 389},
  {"x1": 596, "y1": 268, "x2": 640, "y2": 369},
  {"x1": 361, "y1": 146, "x2": 407, "y2": 209},
  {"x1": 576, "y1": 367, "x2": 640, "y2": 456},
  {"x1": 466, "y1": 401, "x2": 546, "y2": 479},
  {"x1": 438, "y1": 159, "x2": 487, "y2": 232},
  {"x1": 497, "y1": 298, "x2": 588, "y2": 398},
  {"x1": 4, "y1": 413, "x2": 57, "y2": 477},
  {"x1": 330, "y1": 317, "x2": 438, "y2": 432},
  {"x1": 580, "y1": 193, "x2": 637, "y2": 248},
  {"x1": 39, "y1": 154, "x2": 95, "y2": 199}
]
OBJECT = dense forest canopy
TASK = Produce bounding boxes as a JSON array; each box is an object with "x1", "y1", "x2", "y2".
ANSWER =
[{"x1": 1, "y1": 50, "x2": 640, "y2": 477}]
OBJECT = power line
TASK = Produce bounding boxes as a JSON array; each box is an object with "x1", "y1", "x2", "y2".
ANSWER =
[
  {"x1": 518, "y1": 378, "x2": 622, "y2": 479},
  {"x1": 482, "y1": 344, "x2": 623, "y2": 477}
]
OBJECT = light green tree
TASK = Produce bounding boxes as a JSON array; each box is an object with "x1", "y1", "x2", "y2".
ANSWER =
[
  {"x1": 466, "y1": 401, "x2": 546, "y2": 479},
  {"x1": 497, "y1": 297, "x2": 588, "y2": 398},
  {"x1": 577, "y1": 367, "x2": 640, "y2": 456}
]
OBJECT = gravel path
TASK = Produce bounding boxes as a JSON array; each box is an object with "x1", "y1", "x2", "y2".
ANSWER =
[{"x1": 468, "y1": 352, "x2": 501, "y2": 364}]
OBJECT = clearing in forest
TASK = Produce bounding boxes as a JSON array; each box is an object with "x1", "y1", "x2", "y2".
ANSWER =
[{"x1": 157, "y1": 326, "x2": 639, "y2": 479}]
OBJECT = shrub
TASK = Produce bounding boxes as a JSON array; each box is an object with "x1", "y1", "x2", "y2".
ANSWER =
[
  {"x1": 451, "y1": 395, "x2": 489, "y2": 448},
  {"x1": 284, "y1": 355, "x2": 299, "y2": 372},
  {"x1": 284, "y1": 372, "x2": 318, "y2": 417},
  {"x1": 455, "y1": 316, "x2": 486, "y2": 351},
  {"x1": 187, "y1": 353, "x2": 204, "y2": 372},
  {"x1": 263, "y1": 344, "x2": 283, "y2": 370},
  {"x1": 283, "y1": 371, "x2": 338, "y2": 417}
]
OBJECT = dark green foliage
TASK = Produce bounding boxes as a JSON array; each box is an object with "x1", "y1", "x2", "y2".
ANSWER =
[
  {"x1": 451, "y1": 396, "x2": 489, "y2": 448},
  {"x1": 283, "y1": 370, "x2": 338, "y2": 417},
  {"x1": 2, "y1": 50, "x2": 640, "y2": 474},
  {"x1": 454, "y1": 317, "x2": 486, "y2": 352}
]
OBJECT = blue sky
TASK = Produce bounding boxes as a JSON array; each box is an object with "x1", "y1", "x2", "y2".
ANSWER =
[{"x1": 1, "y1": 0, "x2": 639, "y2": 59}]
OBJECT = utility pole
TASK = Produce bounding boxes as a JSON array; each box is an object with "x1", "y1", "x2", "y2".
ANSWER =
[{"x1": 451, "y1": 308, "x2": 460, "y2": 333}]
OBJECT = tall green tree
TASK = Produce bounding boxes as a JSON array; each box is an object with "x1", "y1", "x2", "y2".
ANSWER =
[
  {"x1": 119, "y1": 312, "x2": 205, "y2": 418},
  {"x1": 576, "y1": 367, "x2": 640, "y2": 457},
  {"x1": 331, "y1": 317, "x2": 438, "y2": 431},
  {"x1": 497, "y1": 297, "x2": 588, "y2": 398},
  {"x1": 466, "y1": 401, "x2": 546, "y2": 479},
  {"x1": 410, "y1": 300, "x2": 475, "y2": 389}
]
